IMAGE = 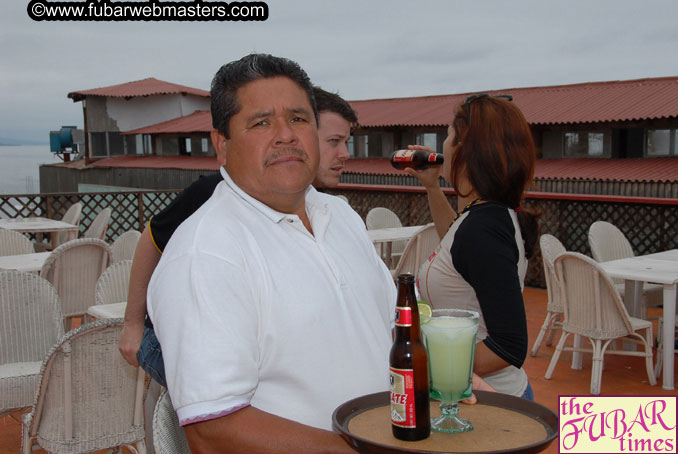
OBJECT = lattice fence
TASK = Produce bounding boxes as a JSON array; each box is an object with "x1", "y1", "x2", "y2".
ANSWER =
[{"x1": 2, "y1": 188, "x2": 676, "y2": 288}]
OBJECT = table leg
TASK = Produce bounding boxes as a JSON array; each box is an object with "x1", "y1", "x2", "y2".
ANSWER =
[
  {"x1": 661, "y1": 284, "x2": 676, "y2": 390},
  {"x1": 384, "y1": 242, "x2": 393, "y2": 269}
]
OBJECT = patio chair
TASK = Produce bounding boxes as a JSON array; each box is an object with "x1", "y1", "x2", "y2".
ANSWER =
[
  {"x1": 0, "y1": 229, "x2": 35, "y2": 256},
  {"x1": 390, "y1": 223, "x2": 439, "y2": 278},
  {"x1": 0, "y1": 271, "x2": 64, "y2": 417},
  {"x1": 530, "y1": 234, "x2": 567, "y2": 356},
  {"x1": 366, "y1": 207, "x2": 406, "y2": 264},
  {"x1": 20, "y1": 319, "x2": 146, "y2": 454},
  {"x1": 336, "y1": 195, "x2": 349, "y2": 203},
  {"x1": 53, "y1": 203, "x2": 82, "y2": 249},
  {"x1": 544, "y1": 252, "x2": 656, "y2": 395},
  {"x1": 111, "y1": 230, "x2": 141, "y2": 263},
  {"x1": 588, "y1": 220, "x2": 663, "y2": 318},
  {"x1": 83, "y1": 208, "x2": 112, "y2": 241},
  {"x1": 40, "y1": 238, "x2": 112, "y2": 330},
  {"x1": 95, "y1": 260, "x2": 132, "y2": 306},
  {"x1": 153, "y1": 389, "x2": 191, "y2": 454}
]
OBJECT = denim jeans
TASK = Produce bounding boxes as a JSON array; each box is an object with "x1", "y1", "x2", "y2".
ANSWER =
[
  {"x1": 521, "y1": 380, "x2": 535, "y2": 401},
  {"x1": 137, "y1": 326, "x2": 167, "y2": 387}
]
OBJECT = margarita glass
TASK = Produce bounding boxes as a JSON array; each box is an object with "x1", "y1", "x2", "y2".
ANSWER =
[{"x1": 421, "y1": 308, "x2": 479, "y2": 433}]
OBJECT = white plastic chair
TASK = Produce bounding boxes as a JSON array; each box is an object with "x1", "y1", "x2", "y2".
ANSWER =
[
  {"x1": 40, "y1": 238, "x2": 112, "y2": 330},
  {"x1": 0, "y1": 271, "x2": 64, "y2": 417},
  {"x1": 21, "y1": 319, "x2": 146, "y2": 454},
  {"x1": 0, "y1": 229, "x2": 35, "y2": 256},
  {"x1": 83, "y1": 208, "x2": 112, "y2": 241},
  {"x1": 95, "y1": 260, "x2": 132, "y2": 306},
  {"x1": 366, "y1": 207, "x2": 406, "y2": 264},
  {"x1": 391, "y1": 223, "x2": 438, "y2": 278},
  {"x1": 530, "y1": 234, "x2": 567, "y2": 356},
  {"x1": 336, "y1": 195, "x2": 349, "y2": 203},
  {"x1": 153, "y1": 389, "x2": 191, "y2": 454},
  {"x1": 544, "y1": 252, "x2": 656, "y2": 395},
  {"x1": 111, "y1": 230, "x2": 141, "y2": 263},
  {"x1": 53, "y1": 203, "x2": 82, "y2": 248},
  {"x1": 588, "y1": 220, "x2": 663, "y2": 318}
]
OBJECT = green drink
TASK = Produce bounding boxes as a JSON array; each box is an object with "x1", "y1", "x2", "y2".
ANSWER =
[{"x1": 422, "y1": 309, "x2": 479, "y2": 433}]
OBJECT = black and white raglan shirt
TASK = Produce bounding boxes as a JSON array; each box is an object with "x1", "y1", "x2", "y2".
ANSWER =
[{"x1": 417, "y1": 201, "x2": 529, "y2": 397}]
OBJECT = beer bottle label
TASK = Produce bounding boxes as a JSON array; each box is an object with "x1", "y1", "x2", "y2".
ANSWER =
[
  {"x1": 394, "y1": 306, "x2": 412, "y2": 327},
  {"x1": 390, "y1": 367, "x2": 416, "y2": 428},
  {"x1": 428, "y1": 154, "x2": 437, "y2": 162},
  {"x1": 392, "y1": 150, "x2": 415, "y2": 162}
]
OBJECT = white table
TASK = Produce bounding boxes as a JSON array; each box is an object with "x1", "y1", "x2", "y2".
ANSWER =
[
  {"x1": 599, "y1": 250, "x2": 678, "y2": 390},
  {"x1": 0, "y1": 251, "x2": 51, "y2": 273},
  {"x1": 367, "y1": 225, "x2": 425, "y2": 268},
  {"x1": 87, "y1": 302, "x2": 127, "y2": 319},
  {"x1": 0, "y1": 217, "x2": 78, "y2": 245}
]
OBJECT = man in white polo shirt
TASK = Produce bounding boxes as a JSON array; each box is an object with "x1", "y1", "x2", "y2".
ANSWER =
[{"x1": 147, "y1": 54, "x2": 396, "y2": 453}]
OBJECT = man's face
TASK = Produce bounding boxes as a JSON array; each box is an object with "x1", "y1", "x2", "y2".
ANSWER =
[
  {"x1": 215, "y1": 77, "x2": 319, "y2": 204},
  {"x1": 313, "y1": 111, "x2": 351, "y2": 188}
]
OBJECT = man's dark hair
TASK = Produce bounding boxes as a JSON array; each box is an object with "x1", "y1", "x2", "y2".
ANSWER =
[
  {"x1": 210, "y1": 53, "x2": 318, "y2": 138},
  {"x1": 312, "y1": 87, "x2": 358, "y2": 124}
]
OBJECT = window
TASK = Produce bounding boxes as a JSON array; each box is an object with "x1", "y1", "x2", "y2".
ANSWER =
[
  {"x1": 646, "y1": 129, "x2": 677, "y2": 156},
  {"x1": 415, "y1": 133, "x2": 440, "y2": 152},
  {"x1": 563, "y1": 131, "x2": 610, "y2": 158}
]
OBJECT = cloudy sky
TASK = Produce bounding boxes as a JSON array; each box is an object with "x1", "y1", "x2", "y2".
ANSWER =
[{"x1": 2, "y1": 0, "x2": 678, "y2": 143}]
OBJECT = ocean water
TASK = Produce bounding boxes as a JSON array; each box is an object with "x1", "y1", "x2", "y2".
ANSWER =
[{"x1": 0, "y1": 145, "x2": 61, "y2": 194}]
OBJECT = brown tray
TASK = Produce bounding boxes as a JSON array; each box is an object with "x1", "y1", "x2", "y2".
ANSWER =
[{"x1": 332, "y1": 391, "x2": 558, "y2": 454}]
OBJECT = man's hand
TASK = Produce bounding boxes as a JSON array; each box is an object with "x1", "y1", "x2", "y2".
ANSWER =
[
  {"x1": 462, "y1": 373, "x2": 497, "y2": 405},
  {"x1": 119, "y1": 322, "x2": 144, "y2": 367}
]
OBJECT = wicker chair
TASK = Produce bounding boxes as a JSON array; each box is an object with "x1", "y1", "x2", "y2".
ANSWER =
[
  {"x1": 21, "y1": 319, "x2": 146, "y2": 454},
  {"x1": 111, "y1": 230, "x2": 141, "y2": 263},
  {"x1": 366, "y1": 207, "x2": 406, "y2": 264},
  {"x1": 95, "y1": 260, "x2": 132, "y2": 306},
  {"x1": 83, "y1": 208, "x2": 112, "y2": 241},
  {"x1": 0, "y1": 229, "x2": 35, "y2": 256},
  {"x1": 544, "y1": 252, "x2": 656, "y2": 394},
  {"x1": 390, "y1": 223, "x2": 439, "y2": 278},
  {"x1": 40, "y1": 238, "x2": 112, "y2": 330},
  {"x1": 530, "y1": 234, "x2": 567, "y2": 356},
  {"x1": 588, "y1": 220, "x2": 663, "y2": 318},
  {"x1": 153, "y1": 389, "x2": 191, "y2": 454},
  {"x1": 0, "y1": 271, "x2": 64, "y2": 417},
  {"x1": 53, "y1": 203, "x2": 82, "y2": 249}
]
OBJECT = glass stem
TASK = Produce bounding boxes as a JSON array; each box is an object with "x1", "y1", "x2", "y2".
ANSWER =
[{"x1": 440, "y1": 401, "x2": 460, "y2": 418}]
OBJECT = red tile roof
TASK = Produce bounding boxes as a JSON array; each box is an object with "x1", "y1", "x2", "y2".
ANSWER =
[
  {"x1": 68, "y1": 77, "x2": 209, "y2": 102},
  {"x1": 90, "y1": 156, "x2": 220, "y2": 171},
  {"x1": 105, "y1": 76, "x2": 678, "y2": 134},
  {"x1": 88, "y1": 156, "x2": 678, "y2": 183},
  {"x1": 124, "y1": 110, "x2": 212, "y2": 134},
  {"x1": 350, "y1": 76, "x2": 678, "y2": 127}
]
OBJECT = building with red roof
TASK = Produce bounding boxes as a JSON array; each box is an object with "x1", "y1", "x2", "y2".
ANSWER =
[{"x1": 42, "y1": 76, "x2": 678, "y2": 197}]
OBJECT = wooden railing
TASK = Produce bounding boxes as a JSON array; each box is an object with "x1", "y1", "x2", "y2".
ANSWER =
[{"x1": 2, "y1": 186, "x2": 677, "y2": 288}]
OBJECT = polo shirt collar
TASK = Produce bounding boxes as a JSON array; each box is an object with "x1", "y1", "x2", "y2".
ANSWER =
[{"x1": 219, "y1": 167, "x2": 326, "y2": 225}]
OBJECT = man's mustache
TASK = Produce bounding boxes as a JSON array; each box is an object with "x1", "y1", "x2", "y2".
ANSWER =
[{"x1": 264, "y1": 148, "x2": 308, "y2": 166}]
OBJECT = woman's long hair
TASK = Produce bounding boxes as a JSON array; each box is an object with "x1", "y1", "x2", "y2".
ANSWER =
[{"x1": 449, "y1": 96, "x2": 539, "y2": 257}]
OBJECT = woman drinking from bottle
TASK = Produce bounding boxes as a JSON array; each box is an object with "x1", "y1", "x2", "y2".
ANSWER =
[{"x1": 405, "y1": 93, "x2": 538, "y2": 400}]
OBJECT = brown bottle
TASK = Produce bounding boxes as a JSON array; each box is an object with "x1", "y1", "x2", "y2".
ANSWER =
[
  {"x1": 390, "y1": 149, "x2": 444, "y2": 170},
  {"x1": 389, "y1": 273, "x2": 430, "y2": 441}
]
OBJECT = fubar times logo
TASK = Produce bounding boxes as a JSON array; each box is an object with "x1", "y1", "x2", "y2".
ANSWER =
[{"x1": 559, "y1": 395, "x2": 676, "y2": 453}]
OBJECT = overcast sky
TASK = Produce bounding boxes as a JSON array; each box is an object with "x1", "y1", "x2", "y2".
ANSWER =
[{"x1": 2, "y1": 0, "x2": 678, "y2": 143}]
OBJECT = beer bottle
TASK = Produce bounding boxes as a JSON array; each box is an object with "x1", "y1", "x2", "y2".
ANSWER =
[
  {"x1": 390, "y1": 149, "x2": 444, "y2": 170},
  {"x1": 389, "y1": 273, "x2": 430, "y2": 441}
]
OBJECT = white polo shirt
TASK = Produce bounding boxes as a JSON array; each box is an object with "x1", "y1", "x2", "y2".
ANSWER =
[{"x1": 148, "y1": 168, "x2": 396, "y2": 430}]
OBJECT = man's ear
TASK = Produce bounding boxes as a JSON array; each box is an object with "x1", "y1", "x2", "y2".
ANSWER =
[{"x1": 211, "y1": 129, "x2": 228, "y2": 167}]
